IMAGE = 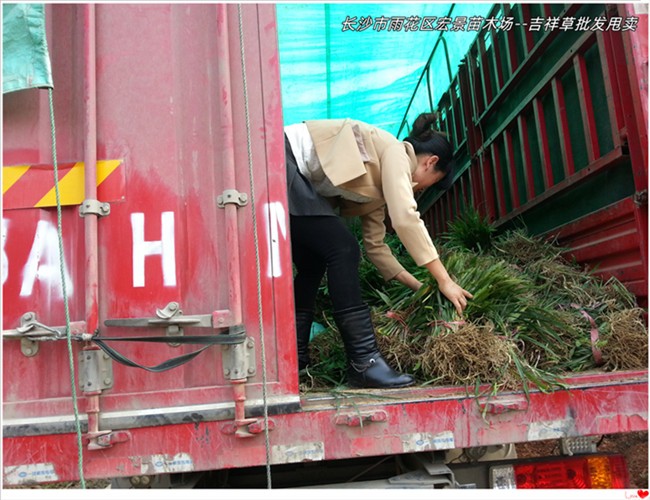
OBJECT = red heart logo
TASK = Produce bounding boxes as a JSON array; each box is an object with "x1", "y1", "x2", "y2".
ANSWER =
[{"x1": 638, "y1": 490, "x2": 649, "y2": 499}]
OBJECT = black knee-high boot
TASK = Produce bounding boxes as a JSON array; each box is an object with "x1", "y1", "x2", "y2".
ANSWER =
[
  {"x1": 333, "y1": 305, "x2": 415, "y2": 388},
  {"x1": 295, "y1": 309, "x2": 313, "y2": 371}
]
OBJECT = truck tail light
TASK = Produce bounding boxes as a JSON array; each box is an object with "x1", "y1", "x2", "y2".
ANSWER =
[{"x1": 491, "y1": 454, "x2": 629, "y2": 489}]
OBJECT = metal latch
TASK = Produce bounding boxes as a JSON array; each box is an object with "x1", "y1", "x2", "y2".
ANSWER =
[
  {"x1": 221, "y1": 418, "x2": 275, "y2": 438},
  {"x1": 88, "y1": 430, "x2": 131, "y2": 450},
  {"x1": 2, "y1": 313, "x2": 88, "y2": 357},
  {"x1": 79, "y1": 199, "x2": 111, "y2": 217},
  {"x1": 104, "y1": 302, "x2": 214, "y2": 342},
  {"x1": 217, "y1": 189, "x2": 248, "y2": 208}
]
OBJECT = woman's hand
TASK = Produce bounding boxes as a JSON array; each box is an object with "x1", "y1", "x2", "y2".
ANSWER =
[
  {"x1": 425, "y1": 258, "x2": 473, "y2": 316},
  {"x1": 437, "y1": 278, "x2": 473, "y2": 316}
]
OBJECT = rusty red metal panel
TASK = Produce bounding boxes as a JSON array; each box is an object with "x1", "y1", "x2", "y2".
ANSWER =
[
  {"x1": 553, "y1": 197, "x2": 647, "y2": 302},
  {"x1": 615, "y1": 4, "x2": 648, "y2": 280},
  {"x1": 3, "y1": 370, "x2": 646, "y2": 484},
  {"x1": 3, "y1": 2, "x2": 297, "y2": 432}
]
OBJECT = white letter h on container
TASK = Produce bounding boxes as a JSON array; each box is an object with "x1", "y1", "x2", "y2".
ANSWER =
[{"x1": 131, "y1": 212, "x2": 176, "y2": 288}]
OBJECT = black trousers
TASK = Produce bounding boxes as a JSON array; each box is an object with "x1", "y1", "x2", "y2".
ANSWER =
[
  {"x1": 290, "y1": 214, "x2": 364, "y2": 313},
  {"x1": 285, "y1": 134, "x2": 365, "y2": 313}
]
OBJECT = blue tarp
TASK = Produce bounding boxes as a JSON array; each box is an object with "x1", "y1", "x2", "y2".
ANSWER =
[
  {"x1": 277, "y1": 3, "x2": 493, "y2": 136},
  {"x1": 2, "y1": 3, "x2": 53, "y2": 93}
]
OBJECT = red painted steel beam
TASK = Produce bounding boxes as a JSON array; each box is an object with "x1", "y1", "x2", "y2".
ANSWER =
[
  {"x1": 480, "y1": 152, "x2": 497, "y2": 220},
  {"x1": 489, "y1": 28, "x2": 505, "y2": 91},
  {"x1": 490, "y1": 143, "x2": 507, "y2": 218},
  {"x1": 520, "y1": 4, "x2": 535, "y2": 55},
  {"x1": 533, "y1": 97, "x2": 555, "y2": 190},
  {"x1": 573, "y1": 54, "x2": 601, "y2": 164},
  {"x1": 502, "y1": 4, "x2": 519, "y2": 75},
  {"x1": 478, "y1": 32, "x2": 494, "y2": 106},
  {"x1": 517, "y1": 114, "x2": 536, "y2": 201},
  {"x1": 596, "y1": 31, "x2": 624, "y2": 150},
  {"x1": 503, "y1": 128, "x2": 520, "y2": 209},
  {"x1": 551, "y1": 77, "x2": 575, "y2": 178},
  {"x1": 470, "y1": 48, "x2": 486, "y2": 117}
]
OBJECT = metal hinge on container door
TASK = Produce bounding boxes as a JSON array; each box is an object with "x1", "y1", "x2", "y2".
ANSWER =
[{"x1": 79, "y1": 350, "x2": 114, "y2": 392}]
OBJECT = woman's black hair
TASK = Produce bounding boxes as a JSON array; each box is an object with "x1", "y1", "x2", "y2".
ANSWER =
[{"x1": 404, "y1": 112, "x2": 455, "y2": 190}]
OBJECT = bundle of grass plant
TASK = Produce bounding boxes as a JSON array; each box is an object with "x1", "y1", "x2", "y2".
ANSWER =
[
  {"x1": 369, "y1": 248, "x2": 575, "y2": 389},
  {"x1": 305, "y1": 325, "x2": 347, "y2": 389},
  {"x1": 417, "y1": 322, "x2": 520, "y2": 389},
  {"x1": 444, "y1": 207, "x2": 496, "y2": 252},
  {"x1": 600, "y1": 308, "x2": 649, "y2": 371},
  {"x1": 374, "y1": 309, "x2": 425, "y2": 373},
  {"x1": 489, "y1": 228, "x2": 642, "y2": 373},
  {"x1": 493, "y1": 228, "x2": 565, "y2": 266},
  {"x1": 302, "y1": 214, "x2": 646, "y2": 395}
]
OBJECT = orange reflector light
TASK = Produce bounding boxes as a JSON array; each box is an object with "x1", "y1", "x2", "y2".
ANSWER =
[{"x1": 491, "y1": 454, "x2": 629, "y2": 489}]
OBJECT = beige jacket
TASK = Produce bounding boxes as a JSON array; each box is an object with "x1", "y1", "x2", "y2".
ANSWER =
[{"x1": 305, "y1": 118, "x2": 439, "y2": 280}]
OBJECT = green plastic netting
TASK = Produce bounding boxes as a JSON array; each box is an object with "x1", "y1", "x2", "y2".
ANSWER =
[{"x1": 277, "y1": 3, "x2": 493, "y2": 136}]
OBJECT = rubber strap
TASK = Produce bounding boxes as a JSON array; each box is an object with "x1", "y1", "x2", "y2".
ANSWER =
[{"x1": 91, "y1": 331, "x2": 246, "y2": 372}]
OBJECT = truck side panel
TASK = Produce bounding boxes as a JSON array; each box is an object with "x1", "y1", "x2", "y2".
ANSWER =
[
  {"x1": 419, "y1": 3, "x2": 648, "y2": 304},
  {"x1": 3, "y1": 3, "x2": 298, "y2": 427}
]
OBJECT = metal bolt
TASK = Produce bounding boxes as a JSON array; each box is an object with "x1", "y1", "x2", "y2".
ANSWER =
[
  {"x1": 24, "y1": 348, "x2": 33, "y2": 356},
  {"x1": 218, "y1": 318, "x2": 225, "y2": 325},
  {"x1": 224, "y1": 369, "x2": 230, "y2": 376},
  {"x1": 130, "y1": 476, "x2": 141, "y2": 486},
  {"x1": 247, "y1": 368, "x2": 255, "y2": 375},
  {"x1": 140, "y1": 475, "x2": 151, "y2": 486},
  {"x1": 247, "y1": 340, "x2": 254, "y2": 349},
  {"x1": 104, "y1": 378, "x2": 112, "y2": 385}
]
